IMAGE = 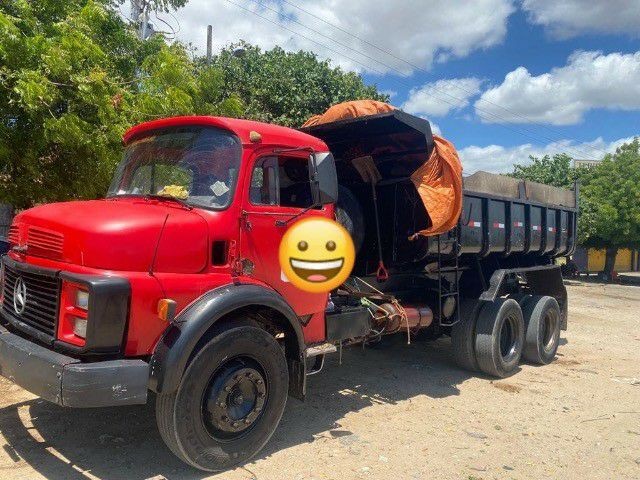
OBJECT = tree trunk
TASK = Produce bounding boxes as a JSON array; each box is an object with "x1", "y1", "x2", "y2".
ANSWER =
[
  {"x1": 0, "y1": 204, "x2": 14, "y2": 238},
  {"x1": 603, "y1": 246, "x2": 618, "y2": 281}
]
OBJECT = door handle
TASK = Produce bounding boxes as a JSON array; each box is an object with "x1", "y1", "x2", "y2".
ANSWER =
[{"x1": 240, "y1": 211, "x2": 252, "y2": 231}]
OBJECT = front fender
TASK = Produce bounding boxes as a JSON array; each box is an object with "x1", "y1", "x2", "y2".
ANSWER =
[{"x1": 148, "y1": 283, "x2": 306, "y2": 395}]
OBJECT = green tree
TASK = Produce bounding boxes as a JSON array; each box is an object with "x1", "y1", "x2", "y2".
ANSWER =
[
  {"x1": 0, "y1": 0, "x2": 238, "y2": 209},
  {"x1": 207, "y1": 42, "x2": 389, "y2": 127},
  {"x1": 1, "y1": 3, "x2": 389, "y2": 210},
  {"x1": 132, "y1": 45, "x2": 242, "y2": 120},
  {"x1": 579, "y1": 139, "x2": 640, "y2": 278},
  {"x1": 509, "y1": 153, "x2": 577, "y2": 188}
]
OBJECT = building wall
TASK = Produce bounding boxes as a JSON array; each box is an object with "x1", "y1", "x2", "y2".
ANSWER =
[{"x1": 587, "y1": 248, "x2": 634, "y2": 272}]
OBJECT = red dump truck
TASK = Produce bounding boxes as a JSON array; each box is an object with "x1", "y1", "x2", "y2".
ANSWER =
[{"x1": 0, "y1": 110, "x2": 577, "y2": 471}]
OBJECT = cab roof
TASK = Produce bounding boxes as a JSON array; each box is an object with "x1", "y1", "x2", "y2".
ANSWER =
[{"x1": 123, "y1": 116, "x2": 328, "y2": 151}]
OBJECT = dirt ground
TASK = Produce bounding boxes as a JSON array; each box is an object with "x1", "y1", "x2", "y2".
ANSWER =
[{"x1": 0, "y1": 281, "x2": 638, "y2": 480}]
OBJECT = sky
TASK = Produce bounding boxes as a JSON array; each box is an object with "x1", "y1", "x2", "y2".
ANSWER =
[{"x1": 145, "y1": 0, "x2": 640, "y2": 173}]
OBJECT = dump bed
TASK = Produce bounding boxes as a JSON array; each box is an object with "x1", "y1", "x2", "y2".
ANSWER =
[
  {"x1": 456, "y1": 172, "x2": 578, "y2": 258},
  {"x1": 383, "y1": 172, "x2": 577, "y2": 266},
  {"x1": 302, "y1": 110, "x2": 578, "y2": 275}
]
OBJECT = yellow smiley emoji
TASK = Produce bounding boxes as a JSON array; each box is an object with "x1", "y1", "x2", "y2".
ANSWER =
[{"x1": 279, "y1": 217, "x2": 355, "y2": 293}]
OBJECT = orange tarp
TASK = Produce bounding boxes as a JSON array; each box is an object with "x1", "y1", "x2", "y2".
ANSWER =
[
  {"x1": 302, "y1": 100, "x2": 395, "y2": 128},
  {"x1": 410, "y1": 135, "x2": 463, "y2": 236},
  {"x1": 304, "y1": 100, "x2": 463, "y2": 237}
]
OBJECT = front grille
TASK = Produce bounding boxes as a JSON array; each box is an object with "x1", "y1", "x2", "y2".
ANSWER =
[{"x1": 2, "y1": 262, "x2": 60, "y2": 339}]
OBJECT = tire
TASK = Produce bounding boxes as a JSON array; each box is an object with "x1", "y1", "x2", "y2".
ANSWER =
[
  {"x1": 155, "y1": 324, "x2": 289, "y2": 472},
  {"x1": 335, "y1": 185, "x2": 365, "y2": 253},
  {"x1": 474, "y1": 298, "x2": 524, "y2": 378},
  {"x1": 156, "y1": 391, "x2": 197, "y2": 467},
  {"x1": 521, "y1": 295, "x2": 561, "y2": 365},
  {"x1": 450, "y1": 299, "x2": 484, "y2": 372}
]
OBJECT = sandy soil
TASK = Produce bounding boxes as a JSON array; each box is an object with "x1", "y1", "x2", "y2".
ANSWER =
[{"x1": 0, "y1": 281, "x2": 638, "y2": 480}]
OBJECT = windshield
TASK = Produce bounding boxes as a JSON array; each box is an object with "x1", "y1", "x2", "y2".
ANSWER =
[{"x1": 108, "y1": 126, "x2": 242, "y2": 210}]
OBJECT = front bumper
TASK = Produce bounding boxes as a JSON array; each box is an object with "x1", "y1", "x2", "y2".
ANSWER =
[{"x1": 0, "y1": 326, "x2": 149, "y2": 407}]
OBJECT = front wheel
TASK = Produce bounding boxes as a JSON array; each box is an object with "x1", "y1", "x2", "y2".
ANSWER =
[{"x1": 156, "y1": 324, "x2": 289, "y2": 472}]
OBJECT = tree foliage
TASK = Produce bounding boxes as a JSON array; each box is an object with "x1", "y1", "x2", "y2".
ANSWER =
[
  {"x1": 0, "y1": 0, "x2": 238, "y2": 209},
  {"x1": 207, "y1": 42, "x2": 389, "y2": 128},
  {"x1": 509, "y1": 153, "x2": 577, "y2": 189},
  {"x1": 0, "y1": 4, "x2": 391, "y2": 209},
  {"x1": 579, "y1": 139, "x2": 640, "y2": 252},
  {"x1": 510, "y1": 141, "x2": 640, "y2": 275}
]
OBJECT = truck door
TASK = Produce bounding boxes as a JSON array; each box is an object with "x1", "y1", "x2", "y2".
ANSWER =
[{"x1": 240, "y1": 152, "x2": 329, "y2": 316}]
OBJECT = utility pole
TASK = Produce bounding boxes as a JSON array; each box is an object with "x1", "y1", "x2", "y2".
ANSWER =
[{"x1": 207, "y1": 25, "x2": 213, "y2": 65}]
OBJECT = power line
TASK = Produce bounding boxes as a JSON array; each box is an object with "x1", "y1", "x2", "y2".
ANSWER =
[
  {"x1": 153, "y1": 12, "x2": 178, "y2": 40},
  {"x1": 227, "y1": 0, "x2": 602, "y2": 161},
  {"x1": 277, "y1": 0, "x2": 609, "y2": 160}
]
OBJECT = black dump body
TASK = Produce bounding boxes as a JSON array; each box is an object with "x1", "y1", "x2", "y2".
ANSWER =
[
  {"x1": 302, "y1": 111, "x2": 578, "y2": 280},
  {"x1": 457, "y1": 172, "x2": 577, "y2": 258}
]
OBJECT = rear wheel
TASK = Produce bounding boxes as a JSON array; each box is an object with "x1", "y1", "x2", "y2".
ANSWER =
[
  {"x1": 450, "y1": 299, "x2": 484, "y2": 371},
  {"x1": 156, "y1": 323, "x2": 289, "y2": 472},
  {"x1": 522, "y1": 295, "x2": 561, "y2": 365},
  {"x1": 474, "y1": 298, "x2": 524, "y2": 378}
]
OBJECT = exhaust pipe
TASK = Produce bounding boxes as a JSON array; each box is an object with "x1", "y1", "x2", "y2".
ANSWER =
[{"x1": 373, "y1": 303, "x2": 433, "y2": 334}]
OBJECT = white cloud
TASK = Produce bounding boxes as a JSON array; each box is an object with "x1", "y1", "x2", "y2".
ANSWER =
[
  {"x1": 475, "y1": 50, "x2": 640, "y2": 125},
  {"x1": 160, "y1": 0, "x2": 515, "y2": 74},
  {"x1": 522, "y1": 0, "x2": 640, "y2": 38},
  {"x1": 402, "y1": 78, "x2": 483, "y2": 117},
  {"x1": 458, "y1": 136, "x2": 637, "y2": 174},
  {"x1": 429, "y1": 120, "x2": 442, "y2": 136}
]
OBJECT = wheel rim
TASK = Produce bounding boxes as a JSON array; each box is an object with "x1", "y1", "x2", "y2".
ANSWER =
[
  {"x1": 499, "y1": 314, "x2": 520, "y2": 362},
  {"x1": 541, "y1": 309, "x2": 559, "y2": 352},
  {"x1": 202, "y1": 357, "x2": 267, "y2": 440}
]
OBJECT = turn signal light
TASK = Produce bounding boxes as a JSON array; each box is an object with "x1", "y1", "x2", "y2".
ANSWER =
[{"x1": 158, "y1": 299, "x2": 177, "y2": 322}]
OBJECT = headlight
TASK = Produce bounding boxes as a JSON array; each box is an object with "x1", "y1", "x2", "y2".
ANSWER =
[
  {"x1": 76, "y1": 290, "x2": 89, "y2": 310},
  {"x1": 72, "y1": 317, "x2": 88, "y2": 338},
  {"x1": 58, "y1": 280, "x2": 89, "y2": 347}
]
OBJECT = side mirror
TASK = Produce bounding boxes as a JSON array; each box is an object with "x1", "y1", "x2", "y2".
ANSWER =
[{"x1": 309, "y1": 152, "x2": 338, "y2": 205}]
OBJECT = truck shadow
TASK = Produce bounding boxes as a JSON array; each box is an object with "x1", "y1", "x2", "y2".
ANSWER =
[{"x1": 0, "y1": 336, "x2": 477, "y2": 480}]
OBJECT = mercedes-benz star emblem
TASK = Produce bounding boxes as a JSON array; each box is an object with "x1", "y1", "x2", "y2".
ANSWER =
[{"x1": 13, "y1": 278, "x2": 27, "y2": 315}]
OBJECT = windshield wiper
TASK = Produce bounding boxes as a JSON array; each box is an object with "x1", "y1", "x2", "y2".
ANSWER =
[
  {"x1": 144, "y1": 194, "x2": 194, "y2": 210},
  {"x1": 109, "y1": 193, "x2": 193, "y2": 210}
]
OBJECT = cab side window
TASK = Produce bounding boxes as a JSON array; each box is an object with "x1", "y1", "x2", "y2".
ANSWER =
[
  {"x1": 250, "y1": 157, "x2": 278, "y2": 205},
  {"x1": 250, "y1": 156, "x2": 313, "y2": 208},
  {"x1": 278, "y1": 157, "x2": 313, "y2": 208}
]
